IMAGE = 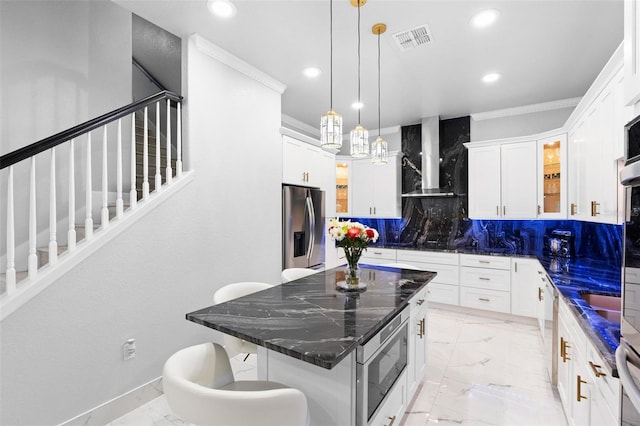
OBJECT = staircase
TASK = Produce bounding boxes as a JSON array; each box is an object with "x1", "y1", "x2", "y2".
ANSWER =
[{"x1": 0, "y1": 91, "x2": 185, "y2": 318}]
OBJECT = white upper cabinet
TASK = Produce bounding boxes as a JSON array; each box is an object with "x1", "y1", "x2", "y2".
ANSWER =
[
  {"x1": 625, "y1": 0, "x2": 640, "y2": 106},
  {"x1": 537, "y1": 134, "x2": 567, "y2": 219},
  {"x1": 351, "y1": 153, "x2": 401, "y2": 218},
  {"x1": 468, "y1": 141, "x2": 537, "y2": 219}
]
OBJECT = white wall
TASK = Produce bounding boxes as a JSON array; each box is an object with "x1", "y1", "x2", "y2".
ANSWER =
[
  {"x1": 470, "y1": 107, "x2": 575, "y2": 141},
  {"x1": 0, "y1": 34, "x2": 284, "y2": 426}
]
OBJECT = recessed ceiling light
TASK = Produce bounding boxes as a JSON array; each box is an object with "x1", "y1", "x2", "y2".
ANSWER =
[
  {"x1": 470, "y1": 9, "x2": 500, "y2": 28},
  {"x1": 352, "y1": 101, "x2": 364, "y2": 110},
  {"x1": 303, "y1": 67, "x2": 321, "y2": 78},
  {"x1": 207, "y1": 0, "x2": 236, "y2": 18},
  {"x1": 482, "y1": 73, "x2": 501, "y2": 84}
]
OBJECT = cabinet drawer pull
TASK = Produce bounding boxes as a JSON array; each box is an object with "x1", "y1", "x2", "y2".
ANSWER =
[
  {"x1": 571, "y1": 203, "x2": 577, "y2": 216},
  {"x1": 560, "y1": 337, "x2": 571, "y2": 362},
  {"x1": 591, "y1": 201, "x2": 600, "y2": 216},
  {"x1": 576, "y1": 375, "x2": 588, "y2": 402},
  {"x1": 478, "y1": 297, "x2": 490, "y2": 302},
  {"x1": 537, "y1": 205, "x2": 541, "y2": 215},
  {"x1": 416, "y1": 299, "x2": 425, "y2": 306},
  {"x1": 386, "y1": 415, "x2": 397, "y2": 426},
  {"x1": 538, "y1": 287, "x2": 543, "y2": 302},
  {"x1": 478, "y1": 260, "x2": 490, "y2": 264},
  {"x1": 372, "y1": 251, "x2": 382, "y2": 255},
  {"x1": 503, "y1": 205, "x2": 506, "y2": 215},
  {"x1": 496, "y1": 206, "x2": 499, "y2": 216},
  {"x1": 479, "y1": 277, "x2": 490, "y2": 281},
  {"x1": 589, "y1": 361, "x2": 607, "y2": 378}
]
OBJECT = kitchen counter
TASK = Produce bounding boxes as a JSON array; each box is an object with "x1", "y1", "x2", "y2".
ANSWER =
[
  {"x1": 373, "y1": 243, "x2": 622, "y2": 376},
  {"x1": 186, "y1": 265, "x2": 436, "y2": 369}
]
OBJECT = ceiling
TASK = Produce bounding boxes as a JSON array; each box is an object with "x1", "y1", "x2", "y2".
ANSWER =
[{"x1": 115, "y1": 0, "x2": 624, "y2": 134}]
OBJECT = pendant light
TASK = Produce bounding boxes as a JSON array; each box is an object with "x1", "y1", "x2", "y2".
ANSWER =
[
  {"x1": 320, "y1": 0, "x2": 343, "y2": 150},
  {"x1": 350, "y1": 0, "x2": 369, "y2": 158},
  {"x1": 371, "y1": 23, "x2": 388, "y2": 165}
]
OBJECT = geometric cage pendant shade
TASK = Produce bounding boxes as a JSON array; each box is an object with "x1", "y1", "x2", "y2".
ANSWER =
[{"x1": 320, "y1": 109, "x2": 343, "y2": 149}]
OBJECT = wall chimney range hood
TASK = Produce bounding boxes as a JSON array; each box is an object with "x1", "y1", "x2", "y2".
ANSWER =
[{"x1": 402, "y1": 116, "x2": 457, "y2": 198}]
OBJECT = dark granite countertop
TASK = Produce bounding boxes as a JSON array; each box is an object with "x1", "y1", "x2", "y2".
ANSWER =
[
  {"x1": 374, "y1": 244, "x2": 622, "y2": 376},
  {"x1": 186, "y1": 266, "x2": 436, "y2": 370}
]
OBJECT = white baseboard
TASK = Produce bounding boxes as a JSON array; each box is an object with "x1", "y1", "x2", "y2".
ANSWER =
[{"x1": 59, "y1": 377, "x2": 163, "y2": 426}]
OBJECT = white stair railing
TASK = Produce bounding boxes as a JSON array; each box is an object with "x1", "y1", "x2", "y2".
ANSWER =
[{"x1": 0, "y1": 91, "x2": 183, "y2": 311}]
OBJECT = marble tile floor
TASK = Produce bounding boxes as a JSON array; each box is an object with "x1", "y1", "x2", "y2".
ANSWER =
[{"x1": 109, "y1": 306, "x2": 567, "y2": 426}]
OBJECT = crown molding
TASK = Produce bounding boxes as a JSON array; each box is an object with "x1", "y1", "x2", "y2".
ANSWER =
[
  {"x1": 470, "y1": 97, "x2": 582, "y2": 121},
  {"x1": 281, "y1": 114, "x2": 320, "y2": 137},
  {"x1": 191, "y1": 34, "x2": 287, "y2": 94}
]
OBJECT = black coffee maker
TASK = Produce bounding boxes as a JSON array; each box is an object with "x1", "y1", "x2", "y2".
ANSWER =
[{"x1": 547, "y1": 230, "x2": 575, "y2": 258}]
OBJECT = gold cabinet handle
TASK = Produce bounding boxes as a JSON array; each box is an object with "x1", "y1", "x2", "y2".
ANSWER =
[
  {"x1": 417, "y1": 318, "x2": 425, "y2": 338},
  {"x1": 421, "y1": 318, "x2": 426, "y2": 337},
  {"x1": 478, "y1": 297, "x2": 490, "y2": 302},
  {"x1": 479, "y1": 260, "x2": 490, "y2": 264},
  {"x1": 571, "y1": 203, "x2": 577, "y2": 216},
  {"x1": 538, "y1": 287, "x2": 543, "y2": 302},
  {"x1": 503, "y1": 205, "x2": 506, "y2": 215},
  {"x1": 560, "y1": 337, "x2": 571, "y2": 362},
  {"x1": 589, "y1": 361, "x2": 607, "y2": 378},
  {"x1": 496, "y1": 205, "x2": 499, "y2": 216},
  {"x1": 386, "y1": 415, "x2": 397, "y2": 426},
  {"x1": 591, "y1": 201, "x2": 600, "y2": 216},
  {"x1": 576, "y1": 375, "x2": 588, "y2": 402}
]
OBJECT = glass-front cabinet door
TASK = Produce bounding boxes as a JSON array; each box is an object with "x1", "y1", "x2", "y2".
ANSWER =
[
  {"x1": 537, "y1": 134, "x2": 567, "y2": 218},
  {"x1": 335, "y1": 158, "x2": 351, "y2": 216}
]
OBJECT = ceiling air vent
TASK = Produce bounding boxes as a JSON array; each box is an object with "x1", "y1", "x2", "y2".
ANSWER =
[{"x1": 393, "y1": 24, "x2": 433, "y2": 51}]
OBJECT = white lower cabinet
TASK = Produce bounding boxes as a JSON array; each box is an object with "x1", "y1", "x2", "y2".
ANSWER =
[
  {"x1": 396, "y1": 251, "x2": 460, "y2": 305},
  {"x1": 360, "y1": 248, "x2": 397, "y2": 265},
  {"x1": 510, "y1": 258, "x2": 544, "y2": 318},
  {"x1": 459, "y1": 254, "x2": 511, "y2": 314},
  {"x1": 407, "y1": 287, "x2": 428, "y2": 399},
  {"x1": 557, "y1": 297, "x2": 619, "y2": 425},
  {"x1": 369, "y1": 371, "x2": 407, "y2": 426}
]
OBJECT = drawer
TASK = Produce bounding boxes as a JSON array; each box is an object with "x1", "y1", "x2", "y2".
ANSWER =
[
  {"x1": 368, "y1": 371, "x2": 406, "y2": 426},
  {"x1": 586, "y1": 343, "x2": 619, "y2": 412},
  {"x1": 406, "y1": 262, "x2": 459, "y2": 285},
  {"x1": 361, "y1": 248, "x2": 397, "y2": 263},
  {"x1": 460, "y1": 266, "x2": 510, "y2": 292},
  {"x1": 460, "y1": 254, "x2": 510, "y2": 270},
  {"x1": 460, "y1": 287, "x2": 510, "y2": 314},
  {"x1": 426, "y1": 283, "x2": 459, "y2": 305},
  {"x1": 397, "y1": 250, "x2": 459, "y2": 266}
]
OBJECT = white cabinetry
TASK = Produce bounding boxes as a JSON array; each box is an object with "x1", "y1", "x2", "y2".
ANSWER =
[
  {"x1": 510, "y1": 258, "x2": 543, "y2": 318},
  {"x1": 282, "y1": 134, "x2": 335, "y2": 191},
  {"x1": 459, "y1": 254, "x2": 511, "y2": 313},
  {"x1": 407, "y1": 286, "x2": 428, "y2": 400},
  {"x1": 625, "y1": 0, "x2": 640, "y2": 105},
  {"x1": 468, "y1": 141, "x2": 537, "y2": 219},
  {"x1": 351, "y1": 153, "x2": 401, "y2": 218},
  {"x1": 396, "y1": 251, "x2": 460, "y2": 305},
  {"x1": 360, "y1": 248, "x2": 397, "y2": 265},
  {"x1": 556, "y1": 297, "x2": 620, "y2": 425}
]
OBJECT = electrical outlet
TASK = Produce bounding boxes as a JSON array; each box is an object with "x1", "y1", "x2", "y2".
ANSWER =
[{"x1": 123, "y1": 338, "x2": 136, "y2": 360}]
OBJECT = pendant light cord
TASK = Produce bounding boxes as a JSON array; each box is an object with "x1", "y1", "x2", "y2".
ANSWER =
[
  {"x1": 378, "y1": 31, "x2": 381, "y2": 137},
  {"x1": 357, "y1": 1, "x2": 361, "y2": 125},
  {"x1": 330, "y1": 0, "x2": 333, "y2": 110}
]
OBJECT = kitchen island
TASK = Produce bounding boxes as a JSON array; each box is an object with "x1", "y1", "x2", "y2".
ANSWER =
[{"x1": 187, "y1": 265, "x2": 436, "y2": 425}]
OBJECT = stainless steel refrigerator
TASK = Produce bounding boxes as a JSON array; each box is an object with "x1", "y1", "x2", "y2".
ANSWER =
[{"x1": 283, "y1": 185, "x2": 325, "y2": 269}]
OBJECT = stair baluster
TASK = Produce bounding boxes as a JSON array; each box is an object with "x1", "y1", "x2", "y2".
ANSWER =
[
  {"x1": 6, "y1": 165, "x2": 16, "y2": 294},
  {"x1": 101, "y1": 126, "x2": 109, "y2": 228},
  {"x1": 130, "y1": 115, "x2": 137, "y2": 209},
  {"x1": 166, "y1": 99, "x2": 173, "y2": 185},
  {"x1": 29, "y1": 157, "x2": 38, "y2": 277},
  {"x1": 155, "y1": 101, "x2": 162, "y2": 193},
  {"x1": 68, "y1": 139, "x2": 76, "y2": 252},
  {"x1": 116, "y1": 119, "x2": 124, "y2": 219},
  {"x1": 142, "y1": 107, "x2": 149, "y2": 200},
  {"x1": 177, "y1": 102, "x2": 182, "y2": 177},
  {"x1": 48, "y1": 148, "x2": 58, "y2": 266},
  {"x1": 85, "y1": 133, "x2": 94, "y2": 241}
]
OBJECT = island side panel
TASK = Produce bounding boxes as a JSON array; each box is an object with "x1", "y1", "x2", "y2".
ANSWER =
[{"x1": 258, "y1": 347, "x2": 356, "y2": 426}]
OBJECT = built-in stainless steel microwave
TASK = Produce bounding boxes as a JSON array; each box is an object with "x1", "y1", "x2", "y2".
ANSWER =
[{"x1": 626, "y1": 114, "x2": 640, "y2": 165}]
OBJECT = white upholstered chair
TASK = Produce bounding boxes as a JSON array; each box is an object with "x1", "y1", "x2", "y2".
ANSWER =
[
  {"x1": 281, "y1": 268, "x2": 319, "y2": 283},
  {"x1": 213, "y1": 282, "x2": 274, "y2": 359},
  {"x1": 163, "y1": 342, "x2": 309, "y2": 426}
]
